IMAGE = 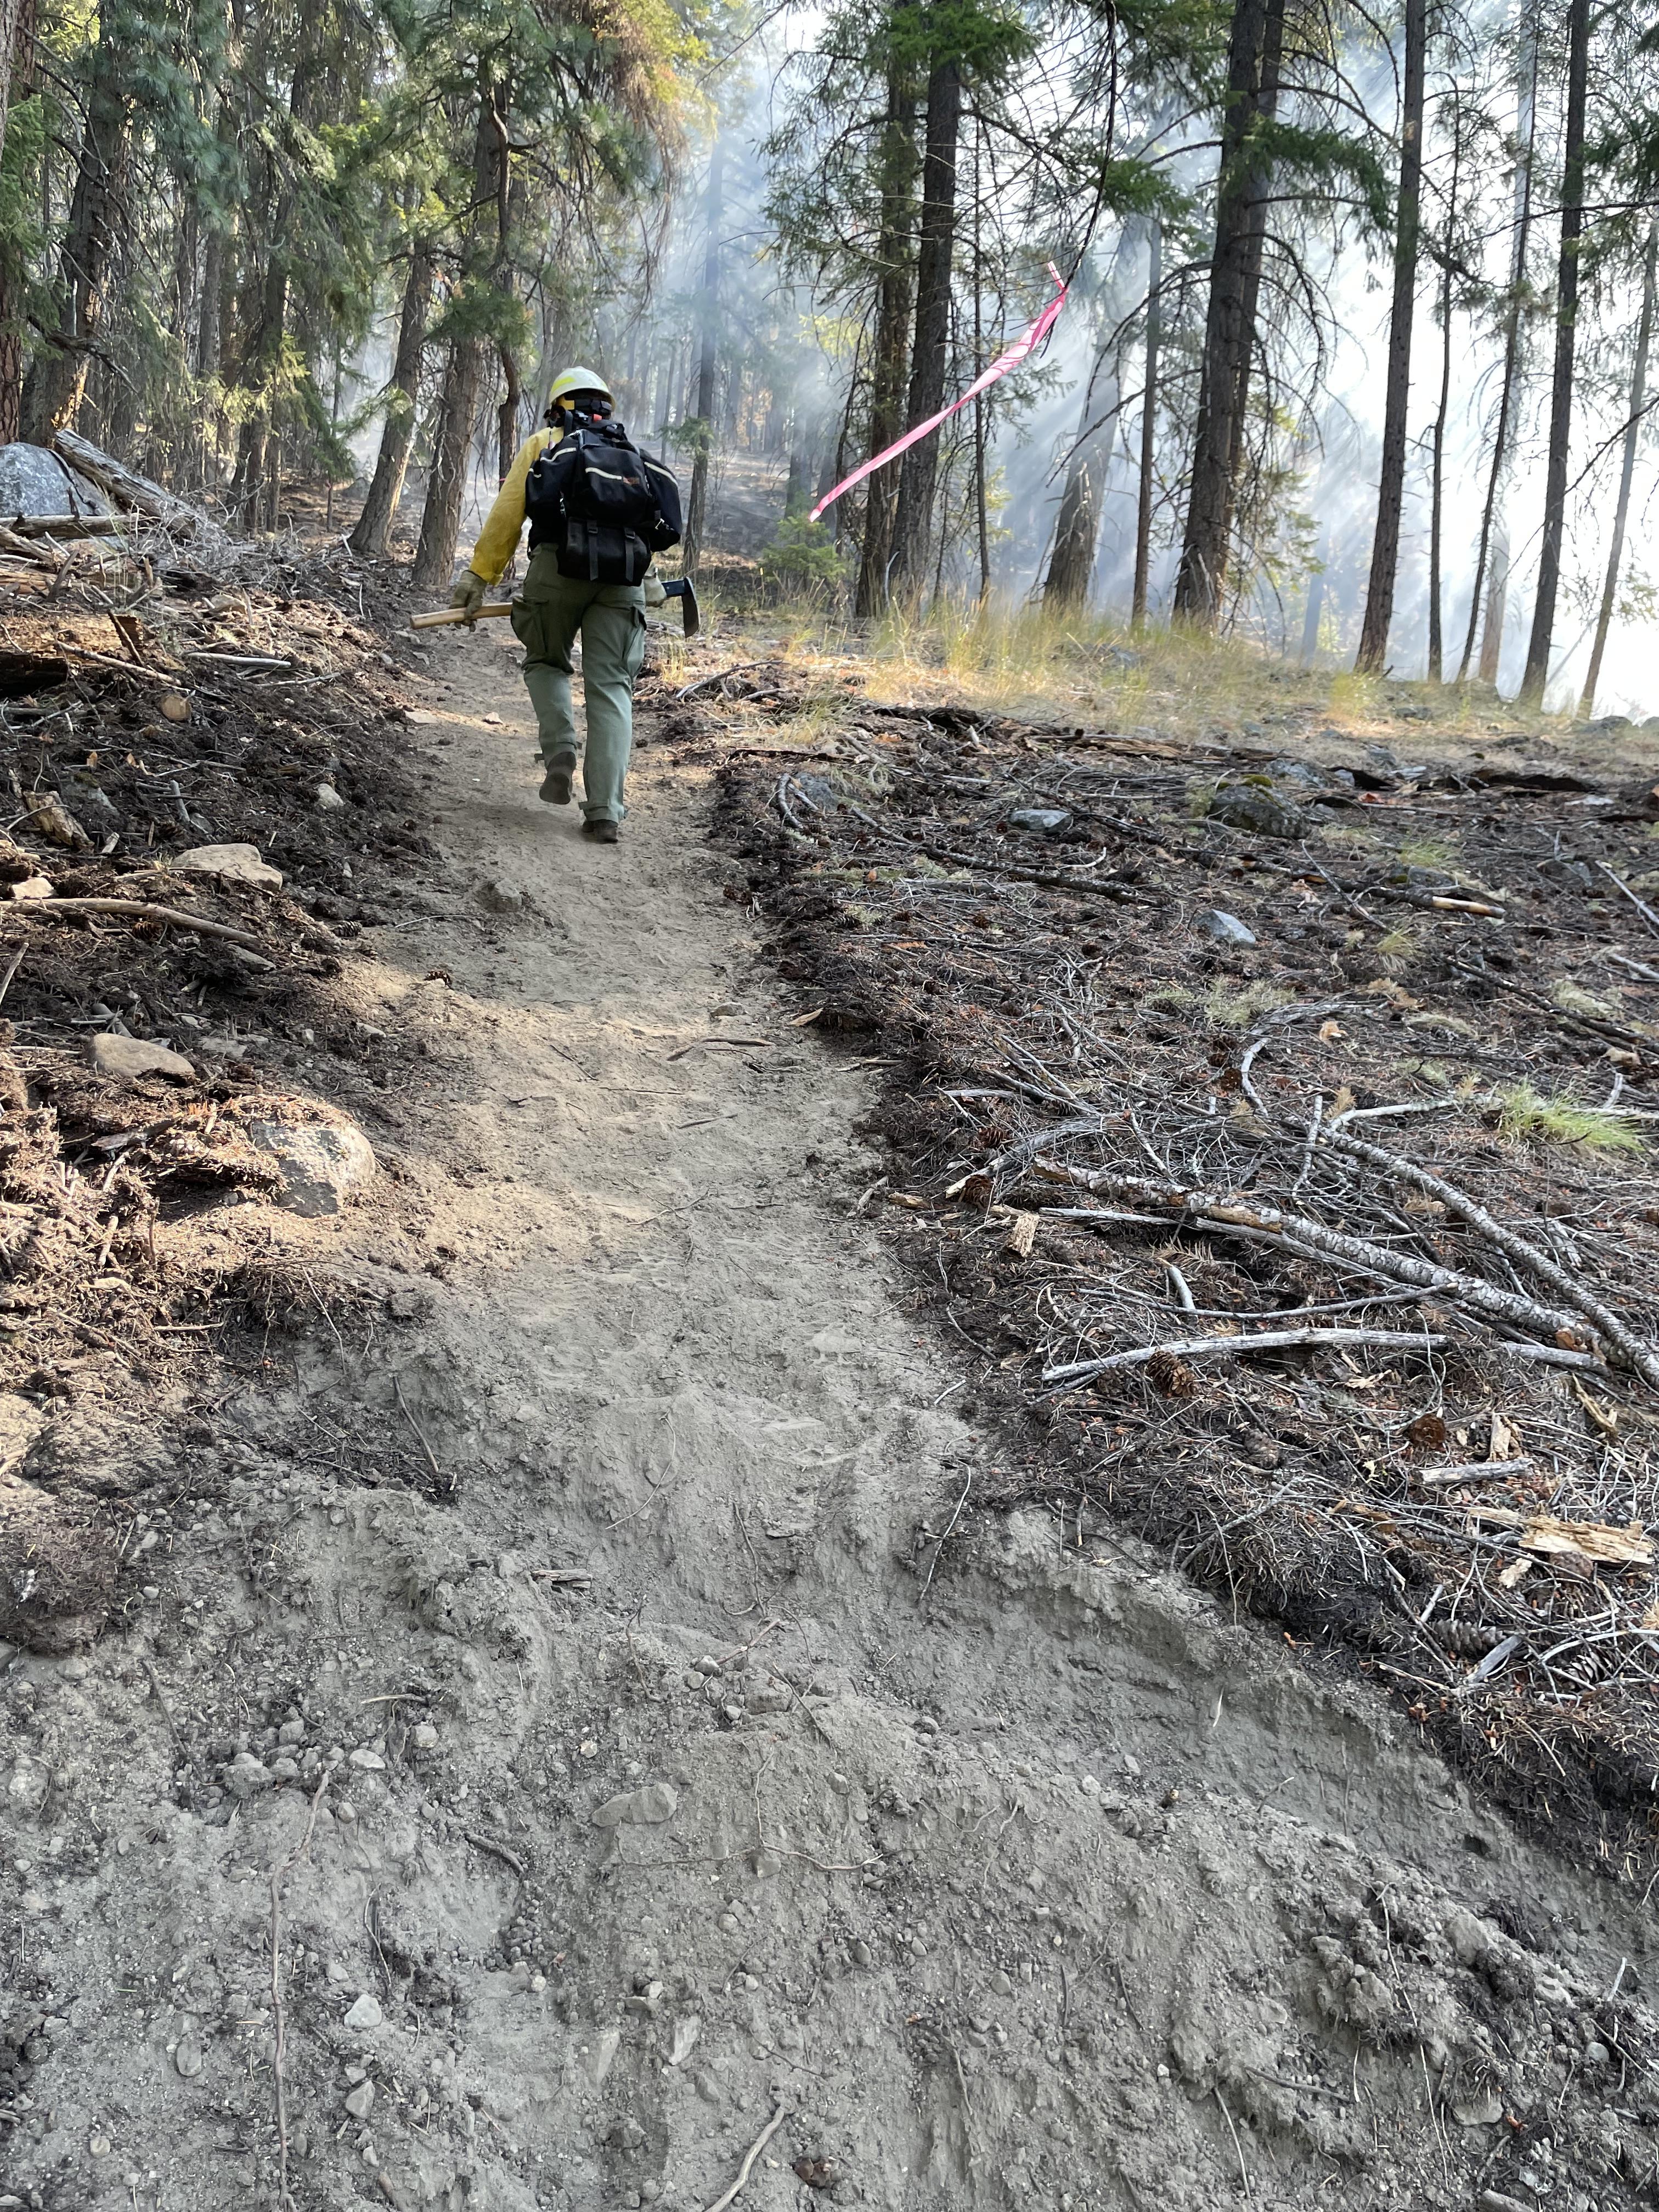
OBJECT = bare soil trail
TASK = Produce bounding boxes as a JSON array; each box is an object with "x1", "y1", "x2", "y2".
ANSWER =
[{"x1": 5, "y1": 622, "x2": 1658, "y2": 2212}]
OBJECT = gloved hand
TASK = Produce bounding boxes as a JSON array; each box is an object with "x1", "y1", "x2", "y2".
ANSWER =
[
  {"x1": 450, "y1": 569, "x2": 487, "y2": 625},
  {"x1": 642, "y1": 571, "x2": 667, "y2": 609}
]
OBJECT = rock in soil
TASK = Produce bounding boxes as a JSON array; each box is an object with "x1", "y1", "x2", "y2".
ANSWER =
[
  {"x1": 1198, "y1": 907, "x2": 1258, "y2": 946},
  {"x1": 88, "y1": 1031, "x2": 195, "y2": 1081},
  {"x1": 244, "y1": 1107, "x2": 375, "y2": 1215},
  {"x1": 172, "y1": 840, "x2": 284, "y2": 891}
]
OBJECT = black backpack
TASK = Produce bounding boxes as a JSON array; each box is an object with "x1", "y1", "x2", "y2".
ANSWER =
[{"x1": 524, "y1": 421, "x2": 684, "y2": 585}]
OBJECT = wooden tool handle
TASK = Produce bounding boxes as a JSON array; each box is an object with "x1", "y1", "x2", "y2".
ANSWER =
[{"x1": 410, "y1": 602, "x2": 516, "y2": 630}]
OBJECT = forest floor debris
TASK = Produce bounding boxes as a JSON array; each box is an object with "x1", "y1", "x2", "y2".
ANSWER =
[
  {"x1": 7, "y1": 567, "x2": 1659, "y2": 2211},
  {"x1": 0, "y1": 541, "x2": 471, "y2": 1652},
  {"x1": 701, "y1": 618, "x2": 1659, "y2": 1869}
]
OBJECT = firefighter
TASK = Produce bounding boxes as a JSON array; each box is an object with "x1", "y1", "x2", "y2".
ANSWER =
[{"x1": 451, "y1": 368, "x2": 677, "y2": 845}]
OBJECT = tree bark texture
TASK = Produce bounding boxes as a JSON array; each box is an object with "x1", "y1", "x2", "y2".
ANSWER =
[
  {"x1": 413, "y1": 84, "x2": 505, "y2": 593},
  {"x1": 20, "y1": 25, "x2": 130, "y2": 441},
  {"x1": 230, "y1": 250, "x2": 290, "y2": 529},
  {"x1": 1427, "y1": 116, "x2": 1459, "y2": 684},
  {"x1": 1580, "y1": 223, "x2": 1657, "y2": 718},
  {"x1": 1479, "y1": 526, "x2": 1509, "y2": 685},
  {"x1": 1355, "y1": 0, "x2": 1426, "y2": 676},
  {"x1": 1460, "y1": 26, "x2": 1538, "y2": 686},
  {"x1": 1131, "y1": 217, "x2": 1162, "y2": 629},
  {"x1": 0, "y1": 0, "x2": 30, "y2": 170},
  {"x1": 682, "y1": 134, "x2": 725, "y2": 575},
  {"x1": 1520, "y1": 0, "x2": 1589, "y2": 707},
  {"x1": 493, "y1": 149, "x2": 526, "y2": 482},
  {"x1": 349, "y1": 242, "x2": 435, "y2": 558},
  {"x1": 1043, "y1": 345, "x2": 1117, "y2": 611},
  {"x1": 890, "y1": 57, "x2": 961, "y2": 601},
  {"x1": 1172, "y1": 0, "x2": 1283, "y2": 627},
  {"x1": 0, "y1": 0, "x2": 38, "y2": 443},
  {"x1": 855, "y1": 54, "x2": 918, "y2": 619}
]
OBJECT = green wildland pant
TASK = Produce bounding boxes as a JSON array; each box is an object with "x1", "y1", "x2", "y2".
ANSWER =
[{"x1": 510, "y1": 548, "x2": 647, "y2": 822}]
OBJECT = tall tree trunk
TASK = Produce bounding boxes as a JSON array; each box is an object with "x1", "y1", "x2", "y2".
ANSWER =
[
  {"x1": 492, "y1": 150, "x2": 524, "y2": 482},
  {"x1": 412, "y1": 340, "x2": 486, "y2": 591},
  {"x1": 1043, "y1": 347, "x2": 1116, "y2": 611},
  {"x1": 0, "y1": 0, "x2": 38, "y2": 443},
  {"x1": 1131, "y1": 216, "x2": 1162, "y2": 630},
  {"x1": 1426, "y1": 115, "x2": 1459, "y2": 685},
  {"x1": 230, "y1": 250, "x2": 289, "y2": 529},
  {"x1": 1173, "y1": 0, "x2": 1283, "y2": 626},
  {"x1": 972, "y1": 133, "x2": 989, "y2": 604},
  {"x1": 682, "y1": 134, "x2": 724, "y2": 575},
  {"x1": 1299, "y1": 564, "x2": 1324, "y2": 663},
  {"x1": 1355, "y1": 0, "x2": 1426, "y2": 676},
  {"x1": 20, "y1": 26, "x2": 129, "y2": 440},
  {"x1": 1520, "y1": 0, "x2": 1589, "y2": 708},
  {"x1": 0, "y1": 0, "x2": 32, "y2": 169},
  {"x1": 890, "y1": 54, "x2": 961, "y2": 601},
  {"x1": 196, "y1": 228, "x2": 223, "y2": 379},
  {"x1": 1579, "y1": 222, "x2": 1657, "y2": 718},
  {"x1": 855, "y1": 51, "x2": 918, "y2": 619},
  {"x1": 413, "y1": 84, "x2": 505, "y2": 594},
  {"x1": 1217, "y1": 3, "x2": 1282, "y2": 558},
  {"x1": 1459, "y1": 25, "x2": 1538, "y2": 686},
  {"x1": 1479, "y1": 526, "x2": 1509, "y2": 685},
  {"x1": 349, "y1": 242, "x2": 434, "y2": 558}
]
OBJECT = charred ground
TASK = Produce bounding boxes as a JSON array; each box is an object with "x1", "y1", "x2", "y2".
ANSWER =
[{"x1": 708, "y1": 659, "x2": 1659, "y2": 1878}]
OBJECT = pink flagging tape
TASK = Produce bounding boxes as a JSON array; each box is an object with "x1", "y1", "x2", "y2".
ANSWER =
[{"x1": 809, "y1": 266, "x2": 1070, "y2": 523}]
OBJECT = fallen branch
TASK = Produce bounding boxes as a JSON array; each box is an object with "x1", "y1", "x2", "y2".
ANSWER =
[
  {"x1": 1027, "y1": 1158, "x2": 1587, "y2": 1352},
  {"x1": 1599, "y1": 862, "x2": 1659, "y2": 939},
  {"x1": 15, "y1": 895, "x2": 274, "y2": 964},
  {"x1": 1043, "y1": 1324, "x2": 1445, "y2": 1386},
  {"x1": 1417, "y1": 1458, "x2": 1533, "y2": 1488},
  {"x1": 1321, "y1": 1127, "x2": 1659, "y2": 1389},
  {"x1": 678, "y1": 661, "x2": 765, "y2": 701},
  {"x1": 392, "y1": 1376, "x2": 445, "y2": 1488},
  {"x1": 0, "y1": 524, "x2": 58, "y2": 566},
  {"x1": 701, "y1": 2107, "x2": 789, "y2": 2212},
  {"x1": 462, "y1": 1828, "x2": 526, "y2": 1882},
  {"x1": 1455, "y1": 1633, "x2": 1524, "y2": 1696}
]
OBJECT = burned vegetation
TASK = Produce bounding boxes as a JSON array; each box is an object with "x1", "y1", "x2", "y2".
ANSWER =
[{"x1": 719, "y1": 684, "x2": 1659, "y2": 1871}]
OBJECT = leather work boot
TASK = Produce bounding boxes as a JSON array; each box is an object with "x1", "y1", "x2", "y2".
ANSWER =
[
  {"x1": 539, "y1": 754, "x2": 577, "y2": 805},
  {"x1": 582, "y1": 819, "x2": 621, "y2": 845}
]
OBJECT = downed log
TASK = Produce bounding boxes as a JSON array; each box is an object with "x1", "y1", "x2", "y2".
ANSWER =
[
  {"x1": 4, "y1": 512, "x2": 131, "y2": 539},
  {"x1": 50, "y1": 429, "x2": 209, "y2": 533}
]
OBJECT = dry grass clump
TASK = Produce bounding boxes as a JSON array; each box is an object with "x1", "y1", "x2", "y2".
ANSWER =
[{"x1": 1497, "y1": 1080, "x2": 1645, "y2": 1155}]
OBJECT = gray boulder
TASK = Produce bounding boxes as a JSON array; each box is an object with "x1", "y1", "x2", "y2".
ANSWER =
[
  {"x1": 0, "y1": 442, "x2": 108, "y2": 520},
  {"x1": 1207, "y1": 781, "x2": 1307, "y2": 839},
  {"x1": 245, "y1": 1112, "x2": 375, "y2": 1216},
  {"x1": 1198, "y1": 910, "x2": 1257, "y2": 947}
]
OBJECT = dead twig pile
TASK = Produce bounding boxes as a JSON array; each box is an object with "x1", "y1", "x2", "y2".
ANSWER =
[{"x1": 718, "y1": 698, "x2": 1659, "y2": 1872}]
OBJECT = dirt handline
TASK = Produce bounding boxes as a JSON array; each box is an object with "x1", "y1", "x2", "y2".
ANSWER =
[{"x1": 5, "y1": 622, "x2": 1656, "y2": 2212}]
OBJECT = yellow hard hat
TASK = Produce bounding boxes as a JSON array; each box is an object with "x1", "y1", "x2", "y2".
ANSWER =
[{"x1": 546, "y1": 365, "x2": 614, "y2": 409}]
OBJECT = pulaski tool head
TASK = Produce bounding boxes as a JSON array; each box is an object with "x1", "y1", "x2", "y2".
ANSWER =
[{"x1": 661, "y1": 575, "x2": 700, "y2": 637}]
